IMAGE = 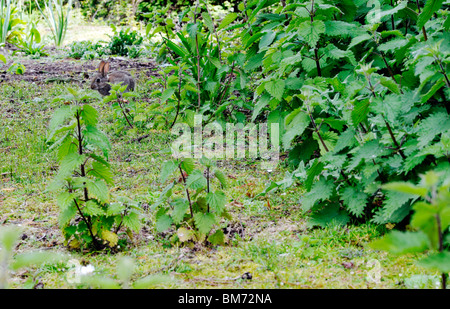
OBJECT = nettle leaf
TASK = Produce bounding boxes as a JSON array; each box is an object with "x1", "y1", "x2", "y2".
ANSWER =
[
  {"x1": 160, "y1": 160, "x2": 178, "y2": 182},
  {"x1": 56, "y1": 192, "x2": 76, "y2": 211},
  {"x1": 58, "y1": 152, "x2": 85, "y2": 179},
  {"x1": 217, "y1": 12, "x2": 238, "y2": 30},
  {"x1": 282, "y1": 109, "x2": 310, "y2": 150},
  {"x1": 86, "y1": 179, "x2": 109, "y2": 204},
  {"x1": 370, "y1": 230, "x2": 429, "y2": 255},
  {"x1": 379, "y1": 77, "x2": 401, "y2": 94},
  {"x1": 180, "y1": 158, "x2": 195, "y2": 174},
  {"x1": 49, "y1": 105, "x2": 76, "y2": 134},
  {"x1": 340, "y1": 186, "x2": 368, "y2": 218},
  {"x1": 88, "y1": 161, "x2": 114, "y2": 185},
  {"x1": 206, "y1": 191, "x2": 227, "y2": 214},
  {"x1": 351, "y1": 99, "x2": 370, "y2": 126},
  {"x1": 155, "y1": 209, "x2": 173, "y2": 232},
  {"x1": 80, "y1": 104, "x2": 98, "y2": 127},
  {"x1": 298, "y1": 20, "x2": 325, "y2": 48},
  {"x1": 419, "y1": 251, "x2": 450, "y2": 273},
  {"x1": 259, "y1": 30, "x2": 276, "y2": 49},
  {"x1": 308, "y1": 204, "x2": 350, "y2": 228},
  {"x1": 313, "y1": 131, "x2": 338, "y2": 154},
  {"x1": 122, "y1": 212, "x2": 141, "y2": 232},
  {"x1": 208, "y1": 229, "x2": 225, "y2": 245},
  {"x1": 186, "y1": 170, "x2": 207, "y2": 189},
  {"x1": 265, "y1": 79, "x2": 285, "y2": 101},
  {"x1": 416, "y1": 111, "x2": 450, "y2": 148},
  {"x1": 333, "y1": 128, "x2": 357, "y2": 153},
  {"x1": 161, "y1": 87, "x2": 175, "y2": 104},
  {"x1": 193, "y1": 212, "x2": 216, "y2": 234},
  {"x1": 83, "y1": 126, "x2": 111, "y2": 157},
  {"x1": 107, "y1": 202, "x2": 126, "y2": 216},
  {"x1": 214, "y1": 169, "x2": 227, "y2": 189},
  {"x1": 372, "y1": 191, "x2": 413, "y2": 224},
  {"x1": 83, "y1": 200, "x2": 105, "y2": 216},
  {"x1": 417, "y1": 0, "x2": 444, "y2": 29},
  {"x1": 301, "y1": 177, "x2": 335, "y2": 211},
  {"x1": 171, "y1": 198, "x2": 189, "y2": 224}
]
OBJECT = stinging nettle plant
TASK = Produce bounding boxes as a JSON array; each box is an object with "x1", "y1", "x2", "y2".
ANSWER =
[
  {"x1": 46, "y1": 87, "x2": 141, "y2": 251},
  {"x1": 370, "y1": 170, "x2": 450, "y2": 289},
  {"x1": 153, "y1": 155, "x2": 229, "y2": 246}
]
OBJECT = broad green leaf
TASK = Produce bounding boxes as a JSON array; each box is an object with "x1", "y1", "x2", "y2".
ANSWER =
[
  {"x1": 298, "y1": 20, "x2": 325, "y2": 47},
  {"x1": 181, "y1": 158, "x2": 195, "y2": 174},
  {"x1": 193, "y1": 212, "x2": 216, "y2": 234},
  {"x1": 208, "y1": 229, "x2": 225, "y2": 245},
  {"x1": 57, "y1": 152, "x2": 85, "y2": 179},
  {"x1": 259, "y1": 30, "x2": 276, "y2": 49},
  {"x1": 351, "y1": 99, "x2": 370, "y2": 126},
  {"x1": 217, "y1": 13, "x2": 238, "y2": 30},
  {"x1": 382, "y1": 182, "x2": 428, "y2": 198},
  {"x1": 88, "y1": 161, "x2": 114, "y2": 185},
  {"x1": 265, "y1": 79, "x2": 285, "y2": 101},
  {"x1": 160, "y1": 160, "x2": 178, "y2": 182},
  {"x1": 161, "y1": 87, "x2": 175, "y2": 104},
  {"x1": 155, "y1": 210, "x2": 173, "y2": 232},
  {"x1": 370, "y1": 230, "x2": 429, "y2": 255},
  {"x1": 171, "y1": 198, "x2": 189, "y2": 224},
  {"x1": 81, "y1": 104, "x2": 98, "y2": 126},
  {"x1": 186, "y1": 170, "x2": 207, "y2": 189},
  {"x1": 213, "y1": 169, "x2": 227, "y2": 189},
  {"x1": 83, "y1": 200, "x2": 105, "y2": 216},
  {"x1": 417, "y1": 0, "x2": 444, "y2": 29},
  {"x1": 340, "y1": 186, "x2": 368, "y2": 217},
  {"x1": 86, "y1": 179, "x2": 109, "y2": 203},
  {"x1": 122, "y1": 212, "x2": 141, "y2": 232},
  {"x1": 380, "y1": 77, "x2": 400, "y2": 94},
  {"x1": 301, "y1": 177, "x2": 335, "y2": 211},
  {"x1": 419, "y1": 251, "x2": 450, "y2": 273},
  {"x1": 206, "y1": 191, "x2": 227, "y2": 214}
]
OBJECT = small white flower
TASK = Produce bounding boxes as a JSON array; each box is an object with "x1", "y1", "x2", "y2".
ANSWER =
[{"x1": 80, "y1": 265, "x2": 95, "y2": 276}]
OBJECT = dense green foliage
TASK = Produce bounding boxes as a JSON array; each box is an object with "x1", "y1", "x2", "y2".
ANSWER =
[
  {"x1": 153, "y1": 0, "x2": 450, "y2": 231},
  {"x1": 46, "y1": 88, "x2": 142, "y2": 250}
]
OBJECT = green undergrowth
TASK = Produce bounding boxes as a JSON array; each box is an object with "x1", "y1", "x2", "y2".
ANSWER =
[{"x1": 0, "y1": 77, "x2": 443, "y2": 289}]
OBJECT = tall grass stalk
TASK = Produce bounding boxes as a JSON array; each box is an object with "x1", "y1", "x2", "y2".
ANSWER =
[{"x1": 35, "y1": 0, "x2": 72, "y2": 47}]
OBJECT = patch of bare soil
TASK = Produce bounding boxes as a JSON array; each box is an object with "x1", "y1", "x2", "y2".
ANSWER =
[{"x1": 0, "y1": 44, "x2": 159, "y2": 87}]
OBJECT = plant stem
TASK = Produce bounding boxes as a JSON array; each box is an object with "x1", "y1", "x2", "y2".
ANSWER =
[
  {"x1": 435, "y1": 214, "x2": 447, "y2": 289},
  {"x1": 194, "y1": 0, "x2": 202, "y2": 112},
  {"x1": 390, "y1": 0, "x2": 395, "y2": 30},
  {"x1": 117, "y1": 96, "x2": 134, "y2": 129},
  {"x1": 170, "y1": 67, "x2": 183, "y2": 129},
  {"x1": 367, "y1": 78, "x2": 406, "y2": 159},
  {"x1": 306, "y1": 104, "x2": 351, "y2": 185},
  {"x1": 415, "y1": 0, "x2": 428, "y2": 41},
  {"x1": 179, "y1": 165, "x2": 193, "y2": 217}
]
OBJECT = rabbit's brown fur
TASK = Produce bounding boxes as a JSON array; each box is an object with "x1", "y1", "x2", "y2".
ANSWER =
[{"x1": 90, "y1": 60, "x2": 135, "y2": 96}]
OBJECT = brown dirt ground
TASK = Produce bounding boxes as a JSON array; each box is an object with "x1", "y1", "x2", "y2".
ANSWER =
[{"x1": 0, "y1": 43, "x2": 159, "y2": 87}]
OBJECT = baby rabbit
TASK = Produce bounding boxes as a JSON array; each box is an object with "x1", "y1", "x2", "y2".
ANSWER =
[{"x1": 90, "y1": 60, "x2": 135, "y2": 96}]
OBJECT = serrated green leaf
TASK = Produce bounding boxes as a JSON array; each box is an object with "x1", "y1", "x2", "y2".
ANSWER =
[
  {"x1": 208, "y1": 229, "x2": 225, "y2": 245},
  {"x1": 186, "y1": 170, "x2": 207, "y2": 189},
  {"x1": 417, "y1": 0, "x2": 444, "y2": 29},
  {"x1": 171, "y1": 198, "x2": 189, "y2": 224},
  {"x1": 193, "y1": 212, "x2": 216, "y2": 234},
  {"x1": 206, "y1": 191, "x2": 227, "y2": 214},
  {"x1": 217, "y1": 13, "x2": 238, "y2": 30},
  {"x1": 160, "y1": 160, "x2": 178, "y2": 182},
  {"x1": 301, "y1": 177, "x2": 335, "y2": 211},
  {"x1": 86, "y1": 179, "x2": 109, "y2": 203},
  {"x1": 83, "y1": 200, "x2": 105, "y2": 216},
  {"x1": 122, "y1": 212, "x2": 141, "y2": 232},
  {"x1": 265, "y1": 79, "x2": 285, "y2": 101},
  {"x1": 298, "y1": 20, "x2": 325, "y2": 48},
  {"x1": 340, "y1": 186, "x2": 368, "y2": 217},
  {"x1": 419, "y1": 251, "x2": 450, "y2": 273},
  {"x1": 370, "y1": 230, "x2": 429, "y2": 255}
]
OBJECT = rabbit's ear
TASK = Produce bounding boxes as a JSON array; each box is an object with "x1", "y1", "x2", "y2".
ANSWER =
[
  {"x1": 103, "y1": 62, "x2": 110, "y2": 74},
  {"x1": 98, "y1": 60, "x2": 106, "y2": 75}
]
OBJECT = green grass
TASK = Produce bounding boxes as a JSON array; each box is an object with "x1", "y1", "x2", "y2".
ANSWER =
[{"x1": 0, "y1": 63, "x2": 443, "y2": 289}]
